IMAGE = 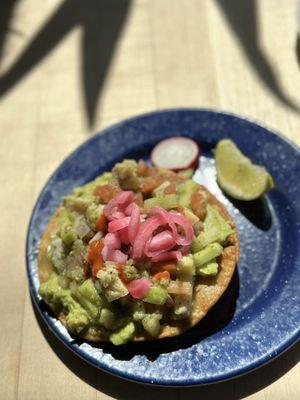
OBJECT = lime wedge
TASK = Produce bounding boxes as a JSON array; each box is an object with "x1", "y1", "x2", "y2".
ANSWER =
[{"x1": 214, "y1": 139, "x2": 274, "y2": 201}]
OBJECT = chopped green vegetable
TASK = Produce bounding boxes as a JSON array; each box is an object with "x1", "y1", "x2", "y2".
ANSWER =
[
  {"x1": 123, "y1": 264, "x2": 140, "y2": 281},
  {"x1": 97, "y1": 267, "x2": 129, "y2": 302},
  {"x1": 112, "y1": 159, "x2": 139, "y2": 191},
  {"x1": 142, "y1": 314, "x2": 161, "y2": 337},
  {"x1": 143, "y1": 286, "x2": 168, "y2": 305},
  {"x1": 177, "y1": 179, "x2": 198, "y2": 207},
  {"x1": 109, "y1": 321, "x2": 135, "y2": 345},
  {"x1": 196, "y1": 261, "x2": 219, "y2": 277},
  {"x1": 144, "y1": 194, "x2": 179, "y2": 211},
  {"x1": 192, "y1": 205, "x2": 233, "y2": 252},
  {"x1": 193, "y1": 243, "x2": 223, "y2": 268},
  {"x1": 177, "y1": 255, "x2": 195, "y2": 276},
  {"x1": 39, "y1": 273, "x2": 90, "y2": 333},
  {"x1": 86, "y1": 203, "x2": 104, "y2": 229}
]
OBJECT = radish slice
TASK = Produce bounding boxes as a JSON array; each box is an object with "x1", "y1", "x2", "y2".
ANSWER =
[
  {"x1": 151, "y1": 137, "x2": 200, "y2": 171},
  {"x1": 127, "y1": 278, "x2": 151, "y2": 299}
]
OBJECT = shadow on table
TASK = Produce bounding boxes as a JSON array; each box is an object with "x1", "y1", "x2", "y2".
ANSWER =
[
  {"x1": 0, "y1": 0, "x2": 131, "y2": 128},
  {"x1": 32, "y1": 268, "x2": 298, "y2": 399},
  {"x1": 216, "y1": 0, "x2": 300, "y2": 113}
]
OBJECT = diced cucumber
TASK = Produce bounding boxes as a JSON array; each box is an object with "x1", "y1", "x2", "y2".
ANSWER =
[
  {"x1": 109, "y1": 322, "x2": 135, "y2": 345},
  {"x1": 193, "y1": 243, "x2": 223, "y2": 268},
  {"x1": 196, "y1": 261, "x2": 219, "y2": 277}
]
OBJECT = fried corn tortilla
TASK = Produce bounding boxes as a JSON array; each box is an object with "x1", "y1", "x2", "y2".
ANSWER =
[{"x1": 38, "y1": 184, "x2": 239, "y2": 343}]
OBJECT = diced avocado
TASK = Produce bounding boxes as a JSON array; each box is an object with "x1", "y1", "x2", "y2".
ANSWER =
[
  {"x1": 123, "y1": 264, "x2": 140, "y2": 281},
  {"x1": 99, "y1": 308, "x2": 115, "y2": 329},
  {"x1": 112, "y1": 159, "x2": 139, "y2": 191},
  {"x1": 142, "y1": 314, "x2": 161, "y2": 337},
  {"x1": 73, "y1": 279, "x2": 105, "y2": 320},
  {"x1": 63, "y1": 196, "x2": 92, "y2": 213},
  {"x1": 193, "y1": 243, "x2": 223, "y2": 268},
  {"x1": 131, "y1": 300, "x2": 146, "y2": 321},
  {"x1": 65, "y1": 266, "x2": 84, "y2": 283},
  {"x1": 47, "y1": 237, "x2": 66, "y2": 273},
  {"x1": 177, "y1": 179, "x2": 198, "y2": 207},
  {"x1": 196, "y1": 260, "x2": 219, "y2": 277},
  {"x1": 143, "y1": 286, "x2": 168, "y2": 305},
  {"x1": 57, "y1": 208, "x2": 77, "y2": 246},
  {"x1": 66, "y1": 308, "x2": 90, "y2": 333},
  {"x1": 109, "y1": 321, "x2": 136, "y2": 345},
  {"x1": 86, "y1": 203, "x2": 104, "y2": 229},
  {"x1": 97, "y1": 267, "x2": 129, "y2": 302},
  {"x1": 57, "y1": 275, "x2": 70, "y2": 289},
  {"x1": 144, "y1": 194, "x2": 179, "y2": 212},
  {"x1": 177, "y1": 169, "x2": 194, "y2": 179},
  {"x1": 192, "y1": 205, "x2": 233, "y2": 252},
  {"x1": 39, "y1": 273, "x2": 90, "y2": 334},
  {"x1": 61, "y1": 226, "x2": 77, "y2": 247},
  {"x1": 177, "y1": 255, "x2": 195, "y2": 276}
]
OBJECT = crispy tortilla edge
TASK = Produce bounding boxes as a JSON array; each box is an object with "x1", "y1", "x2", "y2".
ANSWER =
[{"x1": 38, "y1": 189, "x2": 239, "y2": 342}]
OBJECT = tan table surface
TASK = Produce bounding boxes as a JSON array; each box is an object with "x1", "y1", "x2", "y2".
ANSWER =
[{"x1": 0, "y1": 1, "x2": 299, "y2": 399}]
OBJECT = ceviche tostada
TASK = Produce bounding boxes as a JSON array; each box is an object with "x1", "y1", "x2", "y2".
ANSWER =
[{"x1": 38, "y1": 158, "x2": 239, "y2": 345}]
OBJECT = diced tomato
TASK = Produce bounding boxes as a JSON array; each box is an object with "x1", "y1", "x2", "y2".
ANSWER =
[
  {"x1": 140, "y1": 176, "x2": 164, "y2": 195},
  {"x1": 117, "y1": 263, "x2": 129, "y2": 284},
  {"x1": 190, "y1": 192, "x2": 206, "y2": 221},
  {"x1": 88, "y1": 239, "x2": 104, "y2": 277},
  {"x1": 152, "y1": 270, "x2": 170, "y2": 281},
  {"x1": 137, "y1": 160, "x2": 149, "y2": 177},
  {"x1": 164, "y1": 183, "x2": 176, "y2": 195},
  {"x1": 94, "y1": 184, "x2": 120, "y2": 203},
  {"x1": 151, "y1": 262, "x2": 177, "y2": 276},
  {"x1": 95, "y1": 213, "x2": 107, "y2": 232}
]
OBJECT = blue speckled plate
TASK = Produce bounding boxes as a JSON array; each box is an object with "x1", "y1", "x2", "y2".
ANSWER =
[{"x1": 26, "y1": 109, "x2": 300, "y2": 386}]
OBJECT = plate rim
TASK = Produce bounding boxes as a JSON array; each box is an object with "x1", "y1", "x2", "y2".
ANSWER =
[{"x1": 26, "y1": 107, "x2": 300, "y2": 386}]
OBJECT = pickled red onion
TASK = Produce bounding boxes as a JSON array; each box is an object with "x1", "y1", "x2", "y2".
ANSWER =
[
  {"x1": 104, "y1": 191, "x2": 134, "y2": 221},
  {"x1": 148, "y1": 230, "x2": 175, "y2": 252},
  {"x1": 128, "y1": 203, "x2": 140, "y2": 244},
  {"x1": 108, "y1": 216, "x2": 131, "y2": 233},
  {"x1": 104, "y1": 232, "x2": 120, "y2": 249}
]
